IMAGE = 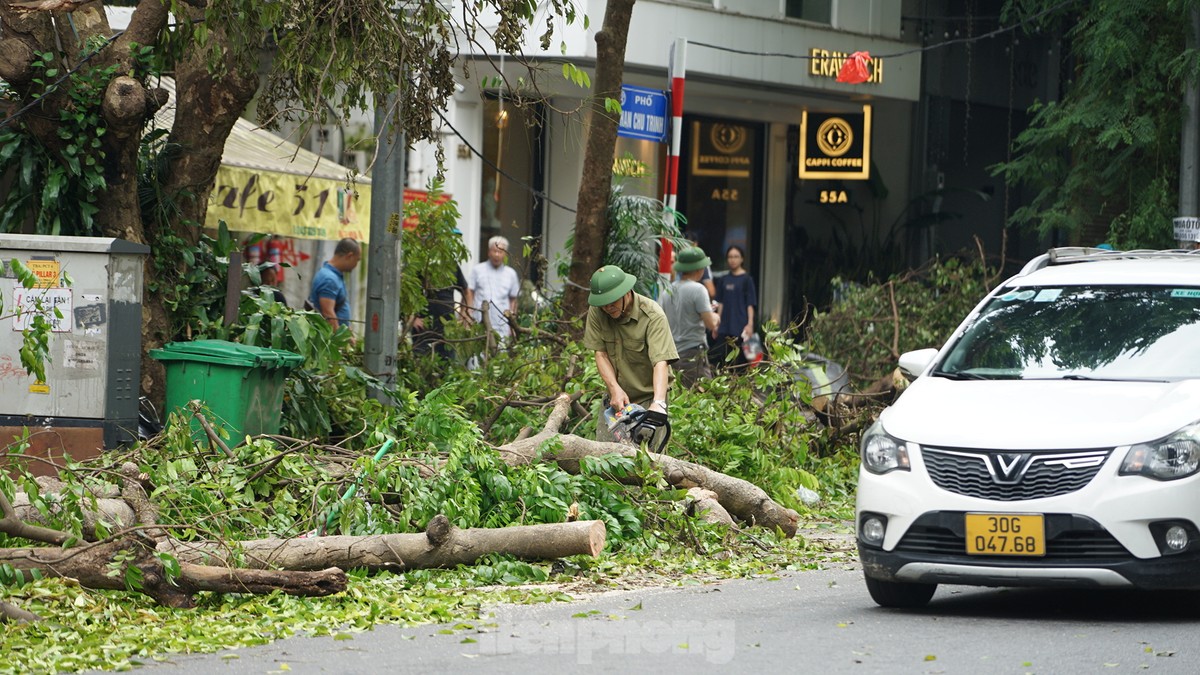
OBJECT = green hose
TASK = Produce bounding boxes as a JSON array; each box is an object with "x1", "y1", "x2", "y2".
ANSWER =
[{"x1": 321, "y1": 438, "x2": 396, "y2": 534}]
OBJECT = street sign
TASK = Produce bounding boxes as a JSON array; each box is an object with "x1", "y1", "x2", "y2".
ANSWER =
[{"x1": 617, "y1": 85, "x2": 668, "y2": 143}]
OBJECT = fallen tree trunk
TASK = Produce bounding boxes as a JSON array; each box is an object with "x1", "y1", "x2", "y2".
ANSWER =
[
  {"x1": 158, "y1": 514, "x2": 607, "y2": 572},
  {"x1": 179, "y1": 562, "x2": 347, "y2": 597},
  {"x1": 0, "y1": 536, "x2": 348, "y2": 608},
  {"x1": 11, "y1": 492, "x2": 136, "y2": 535},
  {"x1": 0, "y1": 600, "x2": 41, "y2": 624},
  {"x1": 684, "y1": 488, "x2": 735, "y2": 528},
  {"x1": 9, "y1": 464, "x2": 158, "y2": 541},
  {"x1": 499, "y1": 394, "x2": 800, "y2": 537}
]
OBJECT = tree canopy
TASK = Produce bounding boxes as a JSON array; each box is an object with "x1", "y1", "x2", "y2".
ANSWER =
[
  {"x1": 0, "y1": 0, "x2": 581, "y2": 401},
  {"x1": 996, "y1": 0, "x2": 1200, "y2": 247}
]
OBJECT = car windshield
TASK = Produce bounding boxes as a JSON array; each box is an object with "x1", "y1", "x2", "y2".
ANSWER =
[{"x1": 936, "y1": 285, "x2": 1200, "y2": 381}]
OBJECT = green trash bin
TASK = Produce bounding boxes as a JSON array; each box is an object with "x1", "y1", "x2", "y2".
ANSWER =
[{"x1": 149, "y1": 339, "x2": 304, "y2": 444}]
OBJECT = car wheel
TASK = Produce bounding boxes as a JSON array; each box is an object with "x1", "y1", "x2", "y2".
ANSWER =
[{"x1": 864, "y1": 573, "x2": 937, "y2": 608}]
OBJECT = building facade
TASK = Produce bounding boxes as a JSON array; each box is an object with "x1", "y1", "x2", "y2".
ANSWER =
[{"x1": 292, "y1": 0, "x2": 1061, "y2": 329}]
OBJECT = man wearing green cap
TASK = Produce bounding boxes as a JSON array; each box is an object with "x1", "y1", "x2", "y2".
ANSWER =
[
  {"x1": 584, "y1": 265, "x2": 678, "y2": 441},
  {"x1": 660, "y1": 247, "x2": 719, "y2": 387}
]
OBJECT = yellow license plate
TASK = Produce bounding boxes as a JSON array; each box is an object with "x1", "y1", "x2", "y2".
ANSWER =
[{"x1": 965, "y1": 513, "x2": 1046, "y2": 556}]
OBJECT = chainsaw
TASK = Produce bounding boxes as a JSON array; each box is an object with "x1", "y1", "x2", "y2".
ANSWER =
[{"x1": 603, "y1": 403, "x2": 671, "y2": 453}]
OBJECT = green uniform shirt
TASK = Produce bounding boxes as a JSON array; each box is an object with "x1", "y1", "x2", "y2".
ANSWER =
[{"x1": 584, "y1": 292, "x2": 679, "y2": 404}]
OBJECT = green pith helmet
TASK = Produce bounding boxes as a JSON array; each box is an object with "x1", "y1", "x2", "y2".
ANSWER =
[
  {"x1": 588, "y1": 265, "x2": 638, "y2": 306},
  {"x1": 674, "y1": 246, "x2": 711, "y2": 273}
]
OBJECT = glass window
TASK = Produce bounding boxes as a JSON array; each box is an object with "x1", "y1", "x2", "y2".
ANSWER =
[
  {"x1": 613, "y1": 136, "x2": 665, "y2": 199},
  {"x1": 786, "y1": 0, "x2": 832, "y2": 24},
  {"x1": 937, "y1": 286, "x2": 1200, "y2": 381},
  {"x1": 679, "y1": 117, "x2": 762, "y2": 276},
  {"x1": 480, "y1": 97, "x2": 541, "y2": 272}
]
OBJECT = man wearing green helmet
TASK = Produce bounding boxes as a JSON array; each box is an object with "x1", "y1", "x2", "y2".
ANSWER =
[
  {"x1": 660, "y1": 246, "x2": 719, "y2": 387},
  {"x1": 584, "y1": 265, "x2": 678, "y2": 441}
]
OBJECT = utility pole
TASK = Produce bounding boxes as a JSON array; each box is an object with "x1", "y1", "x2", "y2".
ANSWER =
[
  {"x1": 363, "y1": 99, "x2": 403, "y2": 403},
  {"x1": 1177, "y1": 7, "x2": 1200, "y2": 246}
]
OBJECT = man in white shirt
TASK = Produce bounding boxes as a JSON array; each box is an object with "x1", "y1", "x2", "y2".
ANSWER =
[
  {"x1": 660, "y1": 246, "x2": 719, "y2": 387},
  {"x1": 466, "y1": 235, "x2": 521, "y2": 338}
]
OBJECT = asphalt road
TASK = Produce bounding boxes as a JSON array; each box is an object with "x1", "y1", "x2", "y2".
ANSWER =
[{"x1": 140, "y1": 563, "x2": 1200, "y2": 675}]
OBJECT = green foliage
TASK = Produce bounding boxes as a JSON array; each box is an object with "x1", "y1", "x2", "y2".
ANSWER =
[
  {"x1": 807, "y1": 253, "x2": 998, "y2": 390},
  {"x1": 399, "y1": 180, "x2": 470, "y2": 321},
  {"x1": 0, "y1": 52, "x2": 114, "y2": 236},
  {"x1": 562, "y1": 62, "x2": 592, "y2": 89},
  {"x1": 241, "y1": 0, "x2": 580, "y2": 154},
  {"x1": 208, "y1": 293, "x2": 369, "y2": 440},
  {"x1": 994, "y1": 0, "x2": 1195, "y2": 246},
  {"x1": 147, "y1": 221, "x2": 243, "y2": 340},
  {"x1": 0, "y1": 259, "x2": 66, "y2": 383},
  {"x1": 558, "y1": 180, "x2": 691, "y2": 298},
  {"x1": 666, "y1": 332, "x2": 857, "y2": 516}
]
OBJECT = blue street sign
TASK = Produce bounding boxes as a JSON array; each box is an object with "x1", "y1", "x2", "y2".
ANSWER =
[{"x1": 617, "y1": 85, "x2": 668, "y2": 143}]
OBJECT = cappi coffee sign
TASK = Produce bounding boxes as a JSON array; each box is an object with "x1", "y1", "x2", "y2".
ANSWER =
[{"x1": 800, "y1": 106, "x2": 872, "y2": 180}]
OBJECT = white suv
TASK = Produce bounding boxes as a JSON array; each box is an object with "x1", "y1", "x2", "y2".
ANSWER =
[{"x1": 857, "y1": 247, "x2": 1200, "y2": 607}]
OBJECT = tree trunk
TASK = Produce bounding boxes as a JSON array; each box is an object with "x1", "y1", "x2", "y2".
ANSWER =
[
  {"x1": 157, "y1": 515, "x2": 607, "y2": 572},
  {"x1": 179, "y1": 562, "x2": 347, "y2": 597},
  {"x1": 2, "y1": 536, "x2": 201, "y2": 608},
  {"x1": 131, "y1": 6, "x2": 263, "y2": 405},
  {"x1": 562, "y1": 0, "x2": 638, "y2": 321},
  {"x1": 0, "y1": 600, "x2": 41, "y2": 624},
  {"x1": 0, "y1": 537, "x2": 348, "y2": 607},
  {"x1": 163, "y1": 7, "x2": 261, "y2": 241},
  {"x1": 499, "y1": 394, "x2": 800, "y2": 537}
]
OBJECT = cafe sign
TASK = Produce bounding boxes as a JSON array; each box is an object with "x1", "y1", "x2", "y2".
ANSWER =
[
  {"x1": 207, "y1": 165, "x2": 372, "y2": 243},
  {"x1": 799, "y1": 106, "x2": 872, "y2": 181},
  {"x1": 691, "y1": 121, "x2": 753, "y2": 178}
]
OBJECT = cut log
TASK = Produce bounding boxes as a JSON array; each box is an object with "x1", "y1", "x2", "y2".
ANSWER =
[
  {"x1": 684, "y1": 488, "x2": 735, "y2": 527},
  {"x1": 0, "y1": 537, "x2": 348, "y2": 607},
  {"x1": 499, "y1": 394, "x2": 800, "y2": 537},
  {"x1": 118, "y1": 462, "x2": 166, "y2": 542},
  {"x1": 0, "y1": 600, "x2": 41, "y2": 624},
  {"x1": 158, "y1": 515, "x2": 607, "y2": 572},
  {"x1": 7, "y1": 475, "x2": 135, "y2": 541},
  {"x1": 180, "y1": 562, "x2": 346, "y2": 597},
  {"x1": 1, "y1": 536, "x2": 198, "y2": 607},
  {"x1": 10, "y1": 492, "x2": 136, "y2": 539}
]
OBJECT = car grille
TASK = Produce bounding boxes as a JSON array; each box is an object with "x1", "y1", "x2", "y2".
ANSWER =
[
  {"x1": 922, "y1": 447, "x2": 1111, "y2": 501},
  {"x1": 895, "y1": 514, "x2": 1132, "y2": 560}
]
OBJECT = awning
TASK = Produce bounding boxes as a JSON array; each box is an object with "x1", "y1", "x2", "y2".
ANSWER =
[{"x1": 150, "y1": 77, "x2": 373, "y2": 242}]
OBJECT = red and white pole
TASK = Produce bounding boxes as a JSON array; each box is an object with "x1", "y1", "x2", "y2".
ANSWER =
[{"x1": 660, "y1": 37, "x2": 687, "y2": 274}]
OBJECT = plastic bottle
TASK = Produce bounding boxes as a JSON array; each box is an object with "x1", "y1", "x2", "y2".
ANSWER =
[{"x1": 742, "y1": 334, "x2": 764, "y2": 365}]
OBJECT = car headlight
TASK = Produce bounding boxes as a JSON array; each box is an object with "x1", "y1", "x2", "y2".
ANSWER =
[
  {"x1": 861, "y1": 421, "x2": 911, "y2": 474},
  {"x1": 1120, "y1": 424, "x2": 1200, "y2": 481}
]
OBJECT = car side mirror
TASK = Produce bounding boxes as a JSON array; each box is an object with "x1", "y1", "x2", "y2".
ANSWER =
[{"x1": 898, "y1": 348, "x2": 939, "y2": 382}]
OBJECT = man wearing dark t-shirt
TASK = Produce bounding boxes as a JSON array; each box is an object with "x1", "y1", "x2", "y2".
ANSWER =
[{"x1": 413, "y1": 266, "x2": 468, "y2": 359}]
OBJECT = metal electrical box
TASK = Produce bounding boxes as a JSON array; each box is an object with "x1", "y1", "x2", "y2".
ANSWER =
[{"x1": 0, "y1": 234, "x2": 149, "y2": 467}]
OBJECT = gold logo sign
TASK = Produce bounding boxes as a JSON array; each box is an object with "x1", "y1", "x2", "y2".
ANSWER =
[
  {"x1": 800, "y1": 106, "x2": 871, "y2": 181},
  {"x1": 815, "y1": 118, "x2": 853, "y2": 157},
  {"x1": 691, "y1": 121, "x2": 752, "y2": 177}
]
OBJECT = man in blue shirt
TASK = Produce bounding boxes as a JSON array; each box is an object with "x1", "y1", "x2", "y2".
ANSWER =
[{"x1": 308, "y1": 238, "x2": 361, "y2": 335}]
